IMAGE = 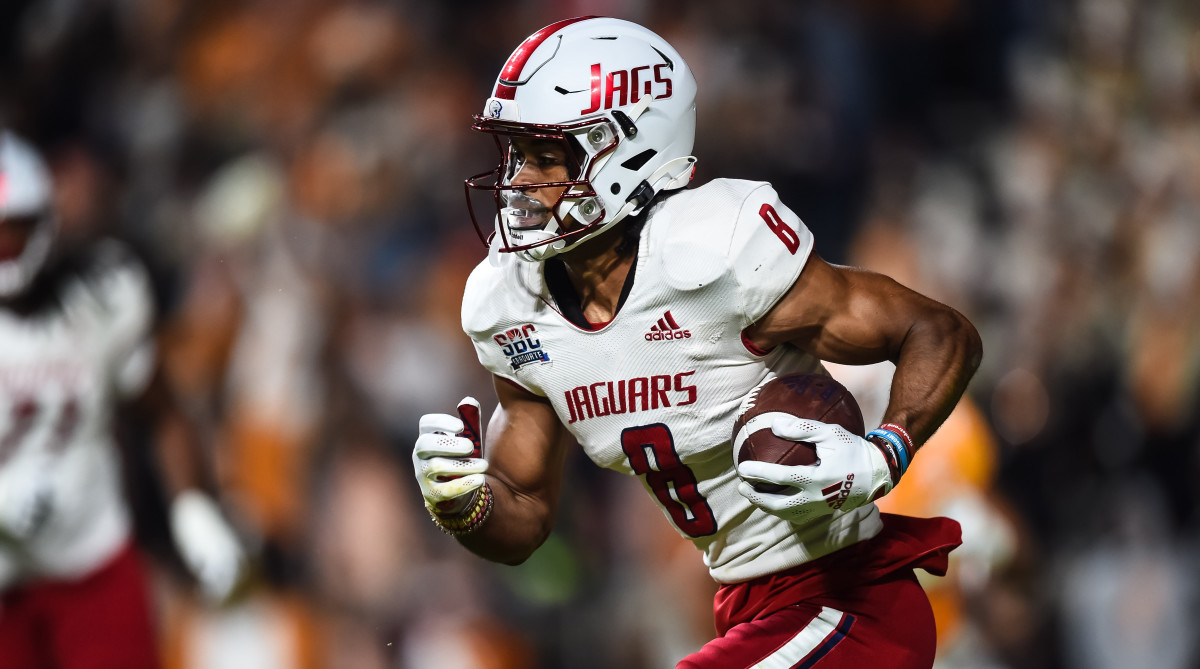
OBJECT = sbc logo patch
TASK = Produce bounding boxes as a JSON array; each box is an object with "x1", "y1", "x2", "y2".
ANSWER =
[{"x1": 494, "y1": 324, "x2": 549, "y2": 371}]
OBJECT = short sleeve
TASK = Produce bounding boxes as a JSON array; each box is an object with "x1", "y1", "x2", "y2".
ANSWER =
[
  {"x1": 468, "y1": 336, "x2": 526, "y2": 390},
  {"x1": 728, "y1": 184, "x2": 815, "y2": 324},
  {"x1": 461, "y1": 258, "x2": 547, "y2": 397}
]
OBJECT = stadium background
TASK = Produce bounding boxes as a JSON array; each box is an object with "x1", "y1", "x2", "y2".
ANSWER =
[{"x1": 1, "y1": 0, "x2": 1197, "y2": 667}]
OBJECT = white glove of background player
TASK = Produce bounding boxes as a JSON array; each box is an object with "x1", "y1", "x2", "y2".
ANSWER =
[
  {"x1": 737, "y1": 416, "x2": 893, "y2": 527},
  {"x1": 0, "y1": 465, "x2": 55, "y2": 540},
  {"x1": 170, "y1": 490, "x2": 246, "y2": 603},
  {"x1": 413, "y1": 397, "x2": 488, "y2": 515}
]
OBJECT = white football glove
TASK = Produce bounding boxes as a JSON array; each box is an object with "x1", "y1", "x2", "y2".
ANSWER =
[
  {"x1": 737, "y1": 416, "x2": 894, "y2": 527},
  {"x1": 170, "y1": 490, "x2": 246, "y2": 603},
  {"x1": 413, "y1": 397, "x2": 488, "y2": 515}
]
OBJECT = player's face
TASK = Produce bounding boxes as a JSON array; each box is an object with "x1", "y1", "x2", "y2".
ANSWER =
[
  {"x1": 507, "y1": 137, "x2": 571, "y2": 195},
  {"x1": 503, "y1": 137, "x2": 575, "y2": 231},
  {"x1": 0, "y1": 214, "x2": 39, "y2": 262}
]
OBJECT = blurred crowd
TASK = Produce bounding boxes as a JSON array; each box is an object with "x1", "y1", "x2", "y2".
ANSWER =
[{"x1": 2, "y1": 0, "x2": 1198, "y2": 667}]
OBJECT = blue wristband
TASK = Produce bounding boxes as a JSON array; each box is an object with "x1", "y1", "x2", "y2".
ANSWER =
[{"x1": 867, "y1": 428, "x2": 911, "y2": 478}]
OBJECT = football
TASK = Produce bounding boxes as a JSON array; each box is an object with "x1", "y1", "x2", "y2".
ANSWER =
[{"x1": 732, "y1": 373, "x2": 866, "y2": 493}]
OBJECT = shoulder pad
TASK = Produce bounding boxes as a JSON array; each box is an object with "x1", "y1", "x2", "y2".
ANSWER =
[
  {"x1": 652, "y1": 179, "x2": 763, "y2": 292},
  {"x1": 461, "y1": 252, "x2": 545, "y2": 340},
  {"x1": 653, "y1": 180, "x2": 813, "y2": 325}
]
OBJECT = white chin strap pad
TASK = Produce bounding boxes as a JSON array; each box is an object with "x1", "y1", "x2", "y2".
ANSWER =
[{"x1": 516, "y1": 239, "x2": 566, "y2": 262}]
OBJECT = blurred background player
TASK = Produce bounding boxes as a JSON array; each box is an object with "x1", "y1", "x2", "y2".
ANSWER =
[{"x1": 0, "y1": 130, "x2": 245, "y2": 669}]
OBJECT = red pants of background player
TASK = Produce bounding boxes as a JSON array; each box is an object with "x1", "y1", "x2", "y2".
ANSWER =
[
  {"x1": 678, "y1": 514, "x2": 960, "y2": 669},
  {"x1": 0, "y1": 541, "x2": 160, "y2": 669}
]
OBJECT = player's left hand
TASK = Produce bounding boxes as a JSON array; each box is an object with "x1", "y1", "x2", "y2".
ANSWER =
[
  {"x1": 169, "y1": 490, "x2": 247, "y2": 604},
  {"x1": 736, "y1": 416, "x2": 893, "y2": 527}
]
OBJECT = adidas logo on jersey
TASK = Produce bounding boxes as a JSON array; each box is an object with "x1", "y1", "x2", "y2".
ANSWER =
[{"x1": 645, "y1": 311, "x2": 691, "y2": 341}]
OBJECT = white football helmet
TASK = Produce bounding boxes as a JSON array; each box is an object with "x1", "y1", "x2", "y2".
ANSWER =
[
  {"x1": 465, "y1": 16, "x2": 698, "y2": 262},
  {"x1": 0, "y1": 131, "x2": 55, "y2": 297}
]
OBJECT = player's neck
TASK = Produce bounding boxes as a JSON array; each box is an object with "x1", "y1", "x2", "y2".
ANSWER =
[{"x1": 558, "y1": 223, "x2": 634, "y2": 325}]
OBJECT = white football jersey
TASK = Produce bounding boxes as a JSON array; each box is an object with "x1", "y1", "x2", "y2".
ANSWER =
[
  {"x1": 463, "y1": 179, "x2": 882, "y2": 584},
  {"x1": 0, "y1": 241, "x2": 155, "y2": 585}
]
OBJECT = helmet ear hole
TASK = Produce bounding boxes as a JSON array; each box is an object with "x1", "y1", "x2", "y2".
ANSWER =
[{"x1": 610, "y1": 184, "x2": 621, "y2": 194}]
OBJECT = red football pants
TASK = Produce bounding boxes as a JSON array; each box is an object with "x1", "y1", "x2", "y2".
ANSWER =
[
  {"x1": 677, "y1": 570, "x2": 935, "y2": 669},
  {"x1": 0, "y1": 542, "x2": 160, "y2": 669},
  {"x1": 678, "y1": 514, "x2": 959, "y2": 669}
]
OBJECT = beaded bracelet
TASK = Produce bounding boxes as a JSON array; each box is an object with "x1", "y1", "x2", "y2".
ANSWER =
[{"x1": 429, "y1": 484, "x2": 494, "y2": 536}]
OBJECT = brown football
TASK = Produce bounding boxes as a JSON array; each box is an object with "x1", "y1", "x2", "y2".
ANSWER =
[{"x1": 732, "y1": 373, "x2": 866, "y2": 493}]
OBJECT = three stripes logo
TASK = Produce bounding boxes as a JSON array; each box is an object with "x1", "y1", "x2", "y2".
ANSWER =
[
  {"x1": 645, "y1": 310, "x2": 692, "y2": 341},
  {"x1": 821, "y1": 474, "x2": 855, "y2": 510}
]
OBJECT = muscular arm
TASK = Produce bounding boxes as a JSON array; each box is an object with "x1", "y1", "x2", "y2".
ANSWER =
[
  {"x1": 456, "y1": 376, "x2": 572, "y2": 565},
  {"x1": 744, "y1": 255, "x2": 982, "y2": 448}
]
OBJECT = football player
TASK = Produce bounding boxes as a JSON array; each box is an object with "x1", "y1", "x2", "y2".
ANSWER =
[
  {"x1": 0, "y1": 131, "x2": 245, "y2": 669},
  {"x1": 413, "y1": 17, "x2": 982, "y2": 669}
]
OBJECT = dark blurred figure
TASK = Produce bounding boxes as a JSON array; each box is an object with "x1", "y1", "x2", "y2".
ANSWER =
[{"x1": 0, "y1": 130, "x2": 245, "y2": 668}]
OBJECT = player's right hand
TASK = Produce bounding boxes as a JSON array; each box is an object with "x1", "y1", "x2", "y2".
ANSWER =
[
  {"x1": 413, "y1": 397, "x2": 488, "y2": 516},
  {"x1": 737, "y1": 416, "x2": 893, "y2": 528}
]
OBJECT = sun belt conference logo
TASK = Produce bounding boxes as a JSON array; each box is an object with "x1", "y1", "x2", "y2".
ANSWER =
[{"x1": 494, "y1": 324, "x2": 549, "y2": 371}]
